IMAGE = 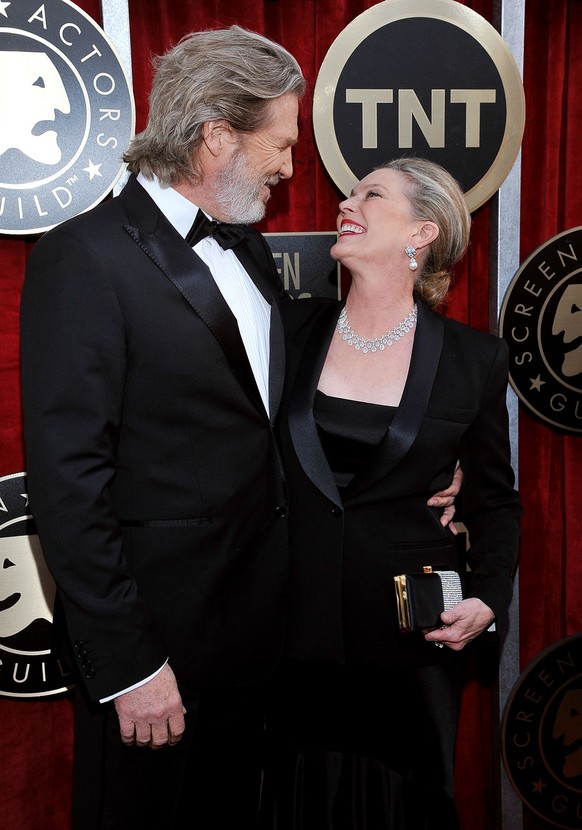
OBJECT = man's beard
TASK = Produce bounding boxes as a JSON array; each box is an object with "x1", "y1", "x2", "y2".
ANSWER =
[{"x1": 215, "y1": 150, "x2": 279, "y2": 224}]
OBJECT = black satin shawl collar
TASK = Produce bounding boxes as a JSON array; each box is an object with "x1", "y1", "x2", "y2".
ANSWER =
[
  {"x1": 288, "y1": 299, "x2": 445, "y2": 506},
  {"x1": 120, "y1": 176, "x2": 283, "y2": 421},
  {"x1": 288, "y1": 301, "x2": 345, "y2": 507}
]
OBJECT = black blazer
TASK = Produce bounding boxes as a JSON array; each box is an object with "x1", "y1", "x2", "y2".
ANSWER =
[
  {"x1": 278, "y1": 297, "x2": 522, "y2": 669},
  {"x1": 20, "y1": 176, "x2": 289, "y2": 705}
]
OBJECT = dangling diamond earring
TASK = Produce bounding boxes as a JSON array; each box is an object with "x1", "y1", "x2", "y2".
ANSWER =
[{"x1": 405, "y1": 245, "x2": 418, "y2": 271}]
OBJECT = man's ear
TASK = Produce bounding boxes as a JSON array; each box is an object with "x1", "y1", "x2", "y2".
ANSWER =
[{"x1": 202, "y1": 120, "x2": 237, "y2": 157}]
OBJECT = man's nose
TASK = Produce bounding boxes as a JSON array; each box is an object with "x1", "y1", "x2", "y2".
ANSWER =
[{"x1": 279, "y1": 147, "x2": 294, "y2": 180}]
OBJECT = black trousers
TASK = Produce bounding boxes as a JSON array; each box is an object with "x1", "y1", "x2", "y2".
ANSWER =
[{"x1": 71, "y1": 681, "x2": 267, "y2": 830}]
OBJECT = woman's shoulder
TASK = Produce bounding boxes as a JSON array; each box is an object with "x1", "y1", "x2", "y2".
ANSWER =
[
  {"x1": 419, "y1": 303, "x2": 509, "y2": 376},
  {"x1": 436, "y1": 308, "x2": 508, "y2": 357}
]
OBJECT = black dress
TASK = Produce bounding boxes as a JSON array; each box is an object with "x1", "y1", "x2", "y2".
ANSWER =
[{"x1": 262, "y1": 392, "x2": 463, "y2": 830}]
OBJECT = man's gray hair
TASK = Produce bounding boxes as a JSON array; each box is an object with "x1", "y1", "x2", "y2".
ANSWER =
[{"x1": 124, "y1": 26, "x2": 306, "y2": 185}]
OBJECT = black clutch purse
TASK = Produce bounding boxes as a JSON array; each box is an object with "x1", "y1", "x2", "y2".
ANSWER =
[{"x1": 394, "y1": 566, "x2": 464, "y2": 632}]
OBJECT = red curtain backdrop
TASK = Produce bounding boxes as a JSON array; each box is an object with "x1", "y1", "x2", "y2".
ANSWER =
[{"x1": 1, "y1": 2, "x2": 580, "y2": 828}]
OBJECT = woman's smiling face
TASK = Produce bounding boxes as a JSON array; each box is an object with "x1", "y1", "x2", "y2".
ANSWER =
[{"x1": 330, "y1": 168, "x2": 418, "y2": 266}]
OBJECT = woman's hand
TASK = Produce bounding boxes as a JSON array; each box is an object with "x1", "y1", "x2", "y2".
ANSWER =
[
  {"x1": 423, "y1": 597, "x2": 495, "y2": 651},
  {"x1": 427, "y1": 461, "x2": 464, "y2": 532}
]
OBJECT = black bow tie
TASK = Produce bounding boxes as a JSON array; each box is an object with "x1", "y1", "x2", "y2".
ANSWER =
[{"x1": 186, "y1": 209, "x2": 247, "y2": 250}]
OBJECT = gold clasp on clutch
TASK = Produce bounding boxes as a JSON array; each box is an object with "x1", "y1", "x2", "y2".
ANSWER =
[{"x1": 393, "y1": 574, "x2": 411, "y2": 632}]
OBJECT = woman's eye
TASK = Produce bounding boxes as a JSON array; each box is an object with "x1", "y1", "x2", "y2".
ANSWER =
[{"x1": 366, "y1": 190, "x2": 381, "y2": 198}]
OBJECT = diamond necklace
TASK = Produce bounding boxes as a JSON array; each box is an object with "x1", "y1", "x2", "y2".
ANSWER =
[{"x1": 337, "y1": 303, "x2": 418, "y2": 354}]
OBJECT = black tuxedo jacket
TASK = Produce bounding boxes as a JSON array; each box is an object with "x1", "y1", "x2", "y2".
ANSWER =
[
  {"x1": 20, "y1": 176, "x2": 289, "y2": 705},
  {"x1": 278, "y1": 297, "x2": 522, "y2": 668}
]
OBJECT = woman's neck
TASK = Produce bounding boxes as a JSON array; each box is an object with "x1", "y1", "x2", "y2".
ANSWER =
[{"x1": 344, "y1": 274, "x2": 415, "y2": 337}]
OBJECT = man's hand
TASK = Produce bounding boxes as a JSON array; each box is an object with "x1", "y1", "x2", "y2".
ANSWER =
[
  {"x1": 114, "y1": 663, "x2": 186, "y2": 749},
  {"x1": 423, "y1": 597, "x2": 495, "y2": 651},
  {"x1": 427, "y1": 462, "x2": 464, "y2": 532}
]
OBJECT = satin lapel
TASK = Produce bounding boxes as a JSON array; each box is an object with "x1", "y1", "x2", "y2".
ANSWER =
[
  {"x1": 122, "y1": 189, "x2": 263, "y2": 415},
  {"x1": 288, "y1": 302, "x2": 344, "y2": 508},
  {"x1": 235, "y1": 242, "x2": 285, "y2": 423},
  {"x1": 347, "y1": 300, "x2": 444, "y2": 496},
  {"x1": 268, "y1": 299, "x2": 285, "y2": 423}
]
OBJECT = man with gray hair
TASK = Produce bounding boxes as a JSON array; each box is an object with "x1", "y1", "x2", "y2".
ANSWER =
[{"x1": 20, "y1": 25, "x2": 304, "y2": 829}]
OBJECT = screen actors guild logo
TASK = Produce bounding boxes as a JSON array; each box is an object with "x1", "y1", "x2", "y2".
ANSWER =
[
  {"x1": 500, "y1": 227, "x2": 582, "y2": 433},
  {"x1": 312, "y1": 0, "x2": 525, "y2": 213},
  {"x1": 0, "y1": 0, "x2": 134, "y2": 235},
  {"x1": 502, "y1": 635, "x2": 582, "y2": 829},
  {"x1": 0, "y1": 472, "x2": 73, "y2": 698}
]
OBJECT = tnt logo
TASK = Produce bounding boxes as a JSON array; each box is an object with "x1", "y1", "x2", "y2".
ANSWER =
[{"x1": 313, "y1": 0, "x2": 525, "y2": 213}]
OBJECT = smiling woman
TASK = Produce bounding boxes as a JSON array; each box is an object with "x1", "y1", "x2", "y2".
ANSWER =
[{"x1": 261, "y1": 156, "x2": 521, "y2": 830}]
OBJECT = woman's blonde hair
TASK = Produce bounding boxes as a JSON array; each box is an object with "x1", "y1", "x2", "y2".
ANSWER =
[{"x1": 381, "y1": 157, "x2": 471, "y2": 309}]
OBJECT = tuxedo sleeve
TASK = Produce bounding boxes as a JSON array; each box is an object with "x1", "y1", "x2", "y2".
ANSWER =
[{"x1": 20, "y1": 227, "x2": 167, "y2": 702}]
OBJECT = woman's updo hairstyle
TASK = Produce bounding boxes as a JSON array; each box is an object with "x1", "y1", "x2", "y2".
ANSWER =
[{"x1": 382, "y1": 157, "x2": 471, "y2": 308}]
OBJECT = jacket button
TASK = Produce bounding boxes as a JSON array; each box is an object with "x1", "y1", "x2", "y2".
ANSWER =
[
  {"x1": 274, "y1": 506, "x2": 288, "y2": 518},
  {"x1": 331, "y1": 506, "x2": 342, "y2": 517}
]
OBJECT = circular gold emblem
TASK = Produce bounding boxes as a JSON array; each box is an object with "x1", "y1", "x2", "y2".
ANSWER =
[
  {"x1": 500, "y1": 227, "x2": 582, "y2": 434},
  {"x1": 502, "y1": 634, "x2": 582, "y2": 829},
  {"x1": 313, "y1": 0, "x2": 525, "y2": 212},
  {"x1": 0, "y1": 472, "x2": 74, "y2": 698},
  {"x1": 0, "y1": 0, "x2": 134, "y2": 235}
]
